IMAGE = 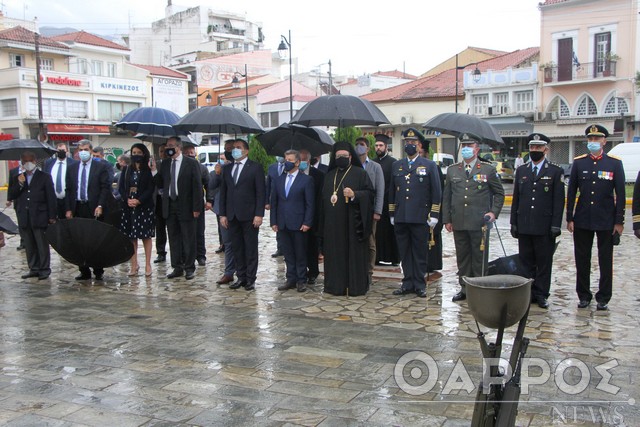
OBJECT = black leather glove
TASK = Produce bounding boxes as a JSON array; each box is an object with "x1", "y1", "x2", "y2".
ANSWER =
[
  {"x1": 550, "y1": 226, "x2": 561, "y2": 238},
  {"x1": 510, "y1": 224, "x2": 519, "y2": 239}
]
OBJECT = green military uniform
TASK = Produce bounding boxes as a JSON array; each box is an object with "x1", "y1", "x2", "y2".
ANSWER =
[{"x1": 442, "y1": 157, "x2": 505, "y2": 293}]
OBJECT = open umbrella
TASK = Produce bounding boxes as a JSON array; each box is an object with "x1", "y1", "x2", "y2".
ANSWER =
[
  {"x1": 256, "y1": 123, "x2": 334, "y2": 157},
  {"x1": 173, "y1": 106, "x2": 264, "y2": 134},
  {"x1": 0, "y1": 211, "x2": 19, "y2": 235},
  {"x1": 290, "y1": 95, "x2": 390, "y2": 127},
  {"x1": 115, "y1": 107, "x2": 184, "y2": 138},
  {"x1": 47, "y1": 218, "x2": 134, "y2": 268},
  {"x1": 422, "y1": 112, "x2": 504, "y2": 145},
  {"x1": 0, "y1": 139, "x2": 57, "y2": 160}
]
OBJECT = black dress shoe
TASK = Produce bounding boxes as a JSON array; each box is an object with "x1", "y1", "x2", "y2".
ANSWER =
[
  {"x1": 215, "y1": 246, "x2": 224, "y2": 253},
  {"x1": 392, "y1": 288, "x2": 412, "y2": 296},
  {"x1": 185, "y1": 271, "x2": 195, "y2": 280},
  {"x1": 196, "y1": 258, "x2": 206, "y2": 266},
  {"x1": 452, "y1": 291, "x2": 467, "y2": 302},
  {"x1": 577, "y1": 300, "x2": 591, "y2": 309},
  {"x1": 307, "y1": 276, "x2": 317, "y2": 285},
  {"x1": 278, "y1": 282, "x2": 296, "y2": 291},
  {"x1": 537, "y1": 299, "x2": 549, "y2": 309},
  {"x1": 416, "y1": 289, "x2": 427, "y2": 298},
  {"x1": 297, "y1": 283, "x2": 307, "y2": 292},
  {"x1": 271, "y1": 251, "x2": 282, "y2": 258},
  {"x1": 38, "y1": 273, "x2": 50, "y2": 280},
  {"x1": 166, "y1": 269, "x2": 184, "y2": 279},
  {"x1": 94, "y1": 274, "x2": 104, "y2": 281},
  {"x1": 153, "y1": 255, "x2": 166, "y2": 263},
  {"x1": 244, "y1": 283, "x2": 255, "y2": 291},
  {"x1": 229, "y1": 281, "x2": 246, "y2": 289},
  {"x1": 21, "y1": 272, "x2": 39, "y2": 279},
  {"x1": 596, "y1": 302, "x2": 608, "y2": 311},
  {"x1": 75, "y1": 274, "x2": 91, "y2": 280},
  {"x1": 16, "y1": 245, "x2": 24, "y2": 251}
]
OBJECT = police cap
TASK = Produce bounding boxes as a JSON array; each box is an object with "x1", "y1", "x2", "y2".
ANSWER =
[{"x1": 527, "y1": 133, "x2": 550, "y2": 146}]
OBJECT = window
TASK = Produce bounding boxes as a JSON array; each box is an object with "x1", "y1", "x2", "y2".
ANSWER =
[
  {"x1": 260, "y1": 112, "x2": 269, "y2": 127},
  {"x1": 594, "y1": 32, "x2": 611, "y2": 74},
  {"x1": 74, "y1": 59, "x2": 89, "y2": 74},
  {"x1": 494, "y1": 93, "x2": 509, "y2": 114},
  {"x1": 548, "y1": 97, "x2": 570, "y2": 118},
  {"x1": 40, "y1": 58, "x2": 54, "y2": 71},
  {"x1": 92, "y1": 60, "x2": 103, "y2": 76},
  {"x1": 259, "y1": 112, "x2": 281, "y2": 128},
  {"x1": 514, "y1": 91, "x2": 534, "y2": 112},
  {"x1": 107, "y1": 62, "x2": 117, "y2": 77},
  {"x1": 29, "y1": 98, "x2": 88, "y2": 118},
  {"x1": 604, "y1": 96, "x2": 629, "y2": 115},
  {"x1": 576, "y1": 96, "x2": 598, "y2": 116},
  {"x1": 472, "y1": 94, "x2": 488, "y2": 115},
  {"x1": 9, "y1": 53, "x2": 24, "y2": 67},
  {"x1": 97, "y1": 100, "x2": 140, "y2": 121},
  {"x1": 0, "y1": 99, "x2": 18, "y2": 117}
]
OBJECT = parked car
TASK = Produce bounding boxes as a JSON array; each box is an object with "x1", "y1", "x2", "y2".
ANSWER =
[
  {"x1": 608, "y1": 142, "x2": 640, "y2": 182},
  {"x1": 432, "y1": 153, "x2": 455, "y2": 175},
  {"x1": 196, "y1": 145, "x2": 221, "y2": 172}
]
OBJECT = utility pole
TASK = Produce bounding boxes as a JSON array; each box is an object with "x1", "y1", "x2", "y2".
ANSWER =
[{"x1": 34, "y1": 31, "x2": 45, "y2": 140}]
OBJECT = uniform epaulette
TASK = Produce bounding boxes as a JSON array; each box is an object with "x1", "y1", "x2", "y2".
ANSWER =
[
  {"x1": 607, "y1": 154, "x2": 622, "y2": 161},
  {"x1": 478, "y1": 157, "x2": 493, "y2": 164},
  {"x1": 574, "y1": 154, "x2": 587, "y2": 160}
]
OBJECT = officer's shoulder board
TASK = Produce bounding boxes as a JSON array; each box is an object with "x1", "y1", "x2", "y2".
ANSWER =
[
  {"x1": 574, "y1": 154, "x2": 588, "y2": 160},
  {"x1": 607, "y1": 154, "x2": 622, "y2": 161}
]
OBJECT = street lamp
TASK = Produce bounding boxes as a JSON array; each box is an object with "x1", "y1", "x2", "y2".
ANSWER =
[
  {"x1": 278, "y1": 30, "x2": 293, "y2": 120},
  {"x1": 197, "y1": 90, "x2": 212, "y2": 105},
  {"x1": 455, "y1": 53, "x2": 482, "y2": 113},
  {"x1": 231, "y1": 64, "x2": 249, "y2": 113}
]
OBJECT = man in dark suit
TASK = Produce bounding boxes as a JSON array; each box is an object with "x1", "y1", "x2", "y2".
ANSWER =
[
  {"x1": 154, "y1": 143, "x2": 168, "y2": 263},
  {"x1": 7, "y1": 164, "x2": 25, "y2": 250},
  {"x1": 219, "y1": 138, "x2": 266, "y2": 291},
  {"x1": 154, "y1": 137, "x2": 203, "y2": 280},
  {"x1": 65, "y1": 139, "x2": 112, "y2": 280},
  {"x1": 265, "y1": 157, "x2": 285, "y2": 257},
  {"x1": 8, "y1": 151, "x2": 57, "y2": 280},
  {"x1": 510, "y1": 133, "x2": 565, "y2": 309},
  {"x1": 271, "y1": 150, "x2": 315, "y2": 292},
  {"x1": 299, "y1": 149, "x2": 324, "y2": 284},
  {"x1": 183, "y1": 143, "x2": 211, "y2": 266},
  {"x1": 44, "y1": 141, "x2": 78, "y2": 219},
  {"x1": 91, "y1": 146, "x2": 115, "y2": 183}
]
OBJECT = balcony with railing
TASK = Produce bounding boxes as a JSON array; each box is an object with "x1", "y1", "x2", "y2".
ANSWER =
[{"x1": 542, "y1": 61, "x2": 617, "y2": 84}]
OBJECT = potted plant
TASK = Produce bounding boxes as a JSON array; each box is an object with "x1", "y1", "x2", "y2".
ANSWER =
[
  {"x1": 539, "y1": 62, "x2": 556, "y2": 82},
  {"x1": 604, "y1": 53, "x2": 620, "y2": 77}
]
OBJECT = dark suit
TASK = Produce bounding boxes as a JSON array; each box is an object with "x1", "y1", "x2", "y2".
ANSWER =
[
  {"x1": 155, "y1": 154, "x2": 203, "y2": 274},
  {"x1": 8, "y1": 169, "x2": 56, "y2": 276},
  {"x1": 266, "y1": 161, "x2": 285, "y2": 254},
  {"x1": 154, "y1": 159, "x2": 167, "y2": 258},
  {"x1": 196, "y1": 162, "x2": 210, "y2": 262},
  {"x1": 510, "y1": 160, "x2": 565, "y2": 301},
  {"x1": 44, "y1": 156, "x2": 79, "y2": 219},
  {"x1": 219, "y1": 158, "x2": 266, "y2": 286},
  {"x1": 316, "y1": 163, "x2": 329, "y2": 173},
  {"x1": 271, "y1": 170, "x2": 315, "y2": 285},
  {"x1": 307, "y1": 167, "x2": 325, "y2": 280}
]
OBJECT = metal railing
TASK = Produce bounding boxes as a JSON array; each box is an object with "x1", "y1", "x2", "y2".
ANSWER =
[{"x1": 542, "y1": 61, "x2": 617, "y2": 83}]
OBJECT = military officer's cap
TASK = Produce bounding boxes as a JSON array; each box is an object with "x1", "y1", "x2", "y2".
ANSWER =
[
  {"x1": 401, "y1": 127, "x2": 426, "y2": 143},
  {"x1": 585, "y1": 124, "x2": 609, "y2": 138},
  {"x1": 374, "y1": 134, "x2": 390, "y2": 144},
  {"x1": 527, "y1": 133, "x2": 550, "y2": 146},
  {"x1": 459, "y1": 134, "x2": 478, "y2": 145}
]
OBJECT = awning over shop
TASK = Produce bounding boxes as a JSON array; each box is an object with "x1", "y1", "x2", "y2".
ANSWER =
[
  {"x1": 228, "y1": 19, "x2": 245, "y2": 30},
  {"x1": 491, "y1": 122, "x2": 533, "y2": 137},
  {"x1": 47, "y1": 124, "x2": 111, "y2": 135},
  {"x1": 533, "y1": 119, "x2": 618, "y2": 139}
]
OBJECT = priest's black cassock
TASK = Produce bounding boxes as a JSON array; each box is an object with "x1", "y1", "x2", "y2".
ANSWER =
[
  {"x1": 319, "y1": 162, "x2": 374, "y2": 297},
  {"x1": 373, "y1": 152, "x2": 399, "y2": 264}
]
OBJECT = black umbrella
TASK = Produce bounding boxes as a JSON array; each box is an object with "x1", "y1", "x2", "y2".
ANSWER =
[
  {"x1": 290, "y1": 95, "x2": 390, "y2": 127},
  {"x1": 115, "y1": 107, "x2": 185, "y2": 138},
  {"x1": 0, "y1": 211, "x2": 19, "y2": 235},
  {"x1": 256, "y1": 123, "x2": 335, "y2": 157},
  {"x1": 0, "y1": 139, "x2": 57, "y2": 160},
  {"x1": 47, "y1": 218, "x2": 134, "y2": 268},
  {"x1": 422, "y1": 112, "x2": 504, "y2": 145},
  {"x1": 173, "y1": 106, "x2": 264, "y2": 134}
]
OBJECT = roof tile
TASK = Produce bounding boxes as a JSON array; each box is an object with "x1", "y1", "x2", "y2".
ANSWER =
[
  {"x1": 51, "y1": 30, "x2": 129, "y2": 51},
  {"x1": 0, "y1": 26, "x2": 69, "y2": 50},
  {"x1": 130, "y1": 64, "x2": 188, "y2": 79}
]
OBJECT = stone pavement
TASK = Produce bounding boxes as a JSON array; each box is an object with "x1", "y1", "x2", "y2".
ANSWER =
[{"x1": 0, "y1": 190, "x2": 639, "y2": 426}]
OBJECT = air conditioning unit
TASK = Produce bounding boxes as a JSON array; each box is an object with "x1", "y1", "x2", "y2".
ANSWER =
[
  {"x1": 534, "y1": 112, "x2": 544, "y2": 121},
  {"x1": 400, "y1": 114, "x2": 413, "y2": 124},
  {"x1": 551, "y1": 112, "x2": 558, "y2": 120}
]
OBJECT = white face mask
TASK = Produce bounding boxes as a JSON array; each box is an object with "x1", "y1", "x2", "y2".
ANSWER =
[{"x1": 23, "y1": 162, "x2": 37, "y2": 172}]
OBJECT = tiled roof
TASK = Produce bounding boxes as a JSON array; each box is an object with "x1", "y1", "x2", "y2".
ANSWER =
[
  {"x1": 541, "y1": 0, "x2": 568, "y2": 5},
  {"x1": 468, "y1": 46, "x2": 509, "y2": 56},
  {"x1": 373, "y1": 70, "x2": 418, "y2": 80},
  {"x1": 130, "y1": 64, "x2": 188, "y2": 79},
  {"x1": 51, "y1": 31, "x2": 129, "y2": 51},
  {"x1": 0, "y1": 26, "x2": 69, "y2": 50},
  {"x1": 222, "y1": 83, "x2": 275, "y2": 99},
  {"x1": 263, "y1": 95, "x2": 318, "y2": 105},
  {"x1": 474, "y1": 47, "x2": 539, "y2": 72}
]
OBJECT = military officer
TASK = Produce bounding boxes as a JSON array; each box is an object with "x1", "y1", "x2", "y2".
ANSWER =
[
  {"x1": 510, "y1": 133, "x2": 565, "y2": 309},
  {"x1": 390, "y1": 128, "x2": 442, "y2": 298},
  {"x1": 633, "y1": 171, "x2": 640, "y2": 239},
  {"x1": 443, "y1": 137, "x2": 505, "y2": 302},
  {"x1": 567, "y1": 124, "x2": 625, "y2": 311}
]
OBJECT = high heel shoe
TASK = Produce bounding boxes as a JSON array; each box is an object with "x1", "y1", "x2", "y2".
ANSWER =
[
  {"x1": 145, "y1": 267, "x2": 152, "y2": 277},
  {"x1": 128, "y1": 267, "x2": 140, "y2": 276}
]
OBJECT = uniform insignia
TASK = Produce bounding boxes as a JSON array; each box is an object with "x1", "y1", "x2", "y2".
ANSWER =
[
  {"x1": 417, "y1": 166, "x2": 427, "y2": 176},
  {"x1": 473, "y1": 174, "x2": 487, "y2": 183},
  {"x1": 541, "y1": 176, "x2": 551, "y2": 180},
  {"x1": 597, "y1": 171, "x2": 614, "y2": 180},
  {"x1": 574, "y1": 154, "x2": 588, "y2": 160},
  {"x1": 607, "y1": 154, "x2": 622, "y2": 160}
]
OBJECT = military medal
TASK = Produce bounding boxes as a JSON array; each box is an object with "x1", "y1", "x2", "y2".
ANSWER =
[{"x1": 332, "y1": 165, "x2": 352, "y2": 206}]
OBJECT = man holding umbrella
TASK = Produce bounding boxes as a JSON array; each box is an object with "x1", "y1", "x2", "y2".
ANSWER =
[{"x1": 443, "y1": 137, "x2": 504, "y2": 302}]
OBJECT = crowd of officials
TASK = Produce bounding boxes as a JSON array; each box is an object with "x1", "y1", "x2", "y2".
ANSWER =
[{"x1": 5, "y1": 123, "x2": 640, "y2": 311}]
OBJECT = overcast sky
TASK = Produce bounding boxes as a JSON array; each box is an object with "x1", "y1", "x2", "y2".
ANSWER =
[{"x1": 6, "y1": 0, "x2": 542, "y2": 76}]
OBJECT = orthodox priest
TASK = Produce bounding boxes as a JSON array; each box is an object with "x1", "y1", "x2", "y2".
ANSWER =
[
  {"x1": 318, "y1": 141, "x2": 374, "y2": 296},
  {"x1": 373, "y1": 133, "x2": 400, "y2": 265}
]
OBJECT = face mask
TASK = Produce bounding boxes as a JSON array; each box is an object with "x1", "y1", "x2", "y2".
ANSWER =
[
  {"x1": 224, "y1": 150, "x2": 233, "y2": 160},
  {"x1": 131, "y1": 154, "x2": 144, "y2": 164},
  {"x1": 284, "y1": 161, "x2": 296, "y2": 172},
  {"x1": 57, "y1": 150, "x2": 67, "y2": 159},
  {"x1": 587, "y1": 142, "x2": 602, "y2": 153},
  {"x1": 23, "y1": 162, "x2": 36, "y2": 172},
  {"x1": 116, "y1": 164, "x2": 122, "y2": 171},
  {"x1": 299, "y1": 161, "x2": 308, "y2": 171},
  {"x1": 404, "y1": 144, "x2": 417, "y2": 156},
  {"x1": 93, "y1": 156, "x2": 101, "y2": 161},
  {"x1": 275, "y1": 156, "x2": 284, "y2": 163},
  {"x1": 529, "y1": 151, "x2": 544, "y2": 162},
  {"x1": 355, "y1": 145, "x2": 368, "y2": 156},
  {"x1": 78, "y1": 151, "x2": 91, "y2": 162},
  {"x1": 460, "y1": 147, "x2": 475, "y2": 160},
  {"x1": 335, "y1": 157, "x2": 350, "y2": 170},
  {"x1": 218, "y1": 159, "x2": 226, "y2": 165},
  {"x1": 231, "y1": 148, "x2": 243, "y2": 160},
  {"x1": 310, "y1": 157, "x2": 318, "y2": 166}
]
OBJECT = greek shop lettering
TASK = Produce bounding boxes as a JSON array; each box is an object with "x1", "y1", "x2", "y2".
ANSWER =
[{"x1": 100, "y1": 82, "x2": 141, "y2": 92}]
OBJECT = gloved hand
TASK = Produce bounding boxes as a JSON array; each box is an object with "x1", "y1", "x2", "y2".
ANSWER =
[
  {"x1": 390, "y1": 217, "x2": 395, "y2": 226},
  {"x1": 550, "y1": 226, "x2": 561, "y2": 238},
  {"x1": 510, "y1": 224, "x2": 519, "y2": 239},
  {"x1": 427, "y1": 217, "x2": 438, "y2": 228}
]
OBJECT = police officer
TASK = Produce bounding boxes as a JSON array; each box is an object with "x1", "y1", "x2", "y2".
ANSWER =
[
  {"x1": 510, "y1": 133, "x2": 565, "y2": 309},
  {"x1": 443, "y1": 137, "x2": 505, "y2": 302},
  {"x1": 389, "y1": 128, "x2": 441, "y2": 298},
  {"x1": 567, "y1": 124, "x2": 625, "y2": 311}
]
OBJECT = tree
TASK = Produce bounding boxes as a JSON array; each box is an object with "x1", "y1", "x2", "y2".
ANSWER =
[
  {"x1": 249, "y1": 135, "x2": 275, "y2": 175},
  {"x1": 332, "y1": 127, "x2": 362, "y2": 145}
]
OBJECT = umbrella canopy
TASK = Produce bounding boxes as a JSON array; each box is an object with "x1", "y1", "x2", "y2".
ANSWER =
[
  {"x1": 47, "y1": 218, "x2": 134, "y2": 269},
  {"x1": 0, "y1": 211, "x2": 19, "y2": 235},
  {"x1": 173, "y1": 106, "x2": 264, "y2": 134},
  {"x1": 115, "y1": 107, "x2": 183, "y2": 138},
  {"x1": 134, "y1": 133, "x2": 198, "y2": 146},
  {"x1": 422, "y1": 112, "x2": 504, "y2": 145},
  {"x1": 290, "y1": 95, "x2": 390, "y2": 127},
  {"x1": 256, "y1": 123, "x2": 335, "y2": 157},
  {"x1": 0, "y1": 139, "x2": 57, "y2": 160}
]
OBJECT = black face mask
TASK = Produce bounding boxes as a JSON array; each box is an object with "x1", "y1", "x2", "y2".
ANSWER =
[
  {"x1": 165, "y1": 148, "x2": 176, "y2": 157},
  {"x1": 57, "y1": 150, "x2": 67, "y2": 159},
  {"x1": 335, "y1": 157, "x2": 350, "y2": 170},
  {"x1": 404, "y1": 144, "x2": 417, "y2": 156},
  {"x1": 131, "y1": 154, "x2": 144, "y2": 164},
  {"x1": 284, "y1": 161, "x2": 296, "y2": 172},
  {"x1": 224, "y1": 150, "x2": 233, "y2": 161},
  {"x1": 116, "y1": 164, "x2": 122, "y2": 171},
  {"x1": 529, "y1": 151, "x2": 545, "y2": 162}
]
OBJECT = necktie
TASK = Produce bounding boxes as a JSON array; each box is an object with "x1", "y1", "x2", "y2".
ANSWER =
[
  {"x1": 56, "y1": 161, "x2": 63, "y2": 194},
  {"x1": 533, "y1": 165, "x2": 538, "y2": 176},
  {"x1": 465, "y1": 164, "x2": 471, "y2": 177},
  {"x1": 233, "y1": 162, "x2": 241, "y2": 184},
  {"x1": 408, "y1": 160, "x2": 413, "y2": 169},
  {"x1": 80, "y1": 163, "x2": 87, "y2": 201},
  {"x1": 169, "y1": 160, "x2": 177, "y2": 200},
  {"x1": 285, "y1": 174, "x2": 293, "y2": 197}
]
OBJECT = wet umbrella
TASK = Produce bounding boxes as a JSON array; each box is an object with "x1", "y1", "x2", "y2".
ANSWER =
[
  {"x1": 422, "y1": 112, "x2": 504, "y2": 145},
  {"x1": 256, "y1": 123, "x2": 335, "y2": 157},
  {"x1": 290, "y1": 95, "x2": 390, "y2": 127},
  {"x1": 0, "y1": 211, "x2": 19, "y2": 235},
  {"x1": 173, "y1": 106, "x2": 264, "y2": 134},
  {"x1": 115, "y1": 107, "x2": 184, "y2": 138},
  {"x1": 47, "y1": 218, "x2": 134, "y2": 269},
  {"x1": 0, "y1": 139, "x2": 57, "y2": 160}
]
